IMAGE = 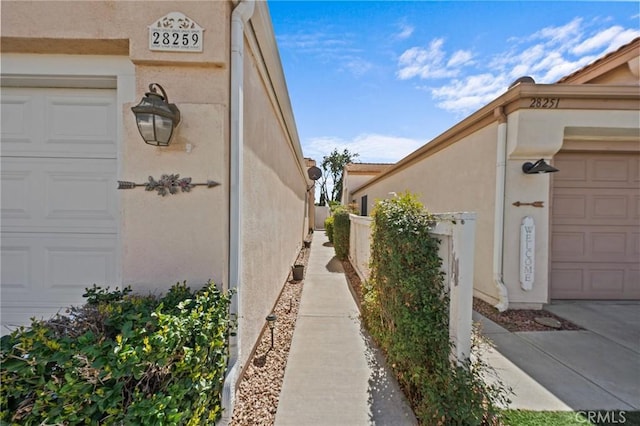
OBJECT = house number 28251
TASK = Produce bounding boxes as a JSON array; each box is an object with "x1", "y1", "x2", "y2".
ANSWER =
[{"x1": 529, "y1": 97, "x2": 560, "y2": 108}]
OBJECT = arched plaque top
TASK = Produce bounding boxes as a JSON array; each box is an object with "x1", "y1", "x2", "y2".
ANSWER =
[{"x1": 150, "y1": 12, "x2": 203, "y2": 30}]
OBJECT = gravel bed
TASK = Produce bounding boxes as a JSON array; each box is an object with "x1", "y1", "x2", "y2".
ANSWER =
[
  {"x1": 473, "y1": 297, "x2": 582, "y2": 332},
  {"x1": 229, "y1": 237, "x2": 311, "y2": 426}
]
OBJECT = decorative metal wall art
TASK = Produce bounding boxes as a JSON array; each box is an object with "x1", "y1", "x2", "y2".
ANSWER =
[
  {"x1": 118, "y1": 174, "x2": 220, "y2": 196},
  {"x1": 512, "y1": 201, "x2": 544, "y2": 208}
]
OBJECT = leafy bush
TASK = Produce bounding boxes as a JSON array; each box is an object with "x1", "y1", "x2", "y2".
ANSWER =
[
  {"x1": 324, "y1": 216, "x2": 335, "y2": 243},
  {"x1": 1, "y1": 281, "x2": 232, "y2": 425},
  {"x1": 332, "y1": 206, "x2": 351, "y2": 261},
  {"x1": 361, "y1": 192, "x2": 507, "y2": 425}
]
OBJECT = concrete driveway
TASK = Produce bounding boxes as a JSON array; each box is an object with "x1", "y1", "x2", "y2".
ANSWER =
[{"x1": 475, "y1": 301, "x2": 639, "y2": 411}]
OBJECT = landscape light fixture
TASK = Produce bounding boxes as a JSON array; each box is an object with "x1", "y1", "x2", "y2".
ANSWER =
[
  {"x1": 266, "y1": 313, "x2": 277, "y2": 349},
  {"x1": 522, "y1": 159, "x2": 559, "y2": 174},
  {"x1": 131, "y1": 83, "x2": 181, "y2": 146}
]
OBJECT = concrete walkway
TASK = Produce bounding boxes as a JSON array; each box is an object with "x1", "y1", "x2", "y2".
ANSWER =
[
  {"x1": 275, "y1": 232, "x2": 417, "y2": 426},
  {"x1": 475, "y1": 301, "x2": 639, "y2": 411}
]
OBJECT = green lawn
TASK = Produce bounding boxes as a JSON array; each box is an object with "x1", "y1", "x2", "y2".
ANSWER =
[{"x1": 502, "y1": 410, "x2": 639, "y2": 426}]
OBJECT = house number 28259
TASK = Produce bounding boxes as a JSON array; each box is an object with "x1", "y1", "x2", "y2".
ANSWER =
[
  {"x1": 529, "y1": 97, "x2": 560, "y2": 108},
  {"x1": 149, "y1": 29, "x2": 203, "y2": 52}
]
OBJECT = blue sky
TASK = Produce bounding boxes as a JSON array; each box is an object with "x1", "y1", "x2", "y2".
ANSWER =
[{"x1": 268, "y1": 1, "x2": 639, "y2": 165}]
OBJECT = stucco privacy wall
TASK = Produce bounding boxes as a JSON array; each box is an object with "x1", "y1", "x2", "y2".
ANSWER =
[
  {"x1": 352, "y1": 124, "x2": 499, "y2": 303},
  {"x1": 238, "y1": 4, "x2": 309, "y2": 368}
]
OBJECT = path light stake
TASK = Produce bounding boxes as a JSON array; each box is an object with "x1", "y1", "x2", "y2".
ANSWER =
[{"x1": 266, "y1": 313, "x2": 277, "y2": 349}]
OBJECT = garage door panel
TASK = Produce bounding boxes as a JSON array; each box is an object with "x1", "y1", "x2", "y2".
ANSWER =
[
  {"x1": 592, "y1": 158, "x2": 630, "y2": 182},
  {"x1": 0, "y1": 169, "x2": 33, "y2": 220},
  {"x1": 2, "y1": 234, "x2": 117, "y2": 299},
  {"x1": 551, "y1": 263, "x2": 639, "y2": 299},
  {"x1": 592, "y1": 194, "x2": 628, "y2": 220},
  {"x1": 553, "y1": 188, "x2": 636, "y2": 226},
  {"x1": 550, "y1": 268, "x2": 584, "y2": 294},
  {"x1": 46, "y1": 245, "x2": 116, "y2": 289},
  {"x1": 551, "y1": 152, "x2": 640, "y2": 300},
  {"x1": 1, "y1": 88, "x2": 116, "y2": 158},
  {"x1": 552, "y1": 232, "x2": 585, "y2": 257},
  {"x1": 553, "y1": 155, "x2": 637, "y2": 188},
  {"x1": 47, "y1": 95, "x2": 116, "y2": 146},
  {"x1": 0, "y1": 94, "x2": 38, "y2": 144},
  {"x1": 1, "y1": 157, "x2": 117, "y2": 233},
  {"x1": 0, "y1": 245, "x2": 32, "y2": 290},
  {"x1": 553, "y1": 192, "x2": 587, "y2": 221},
  {"x1": 45, "y1": 169, "x2": 117, "y2": 223},
  {"x1": 1, "y1": 86, "x2": 118, "y2": 333},
  {"x1": 554, "y1": 157, "x2": 587, "y2": 183},
  {"x1": 552, "y1": 226, "x2": 636, "y2": 263}
]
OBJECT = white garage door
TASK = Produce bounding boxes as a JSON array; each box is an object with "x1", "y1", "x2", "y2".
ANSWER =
[
  {"x1": 1, "y1": 87, "x2": 118, "y2": 332},
  {"x1": 550, "y1": 151, "x2": 640, "y2": 299}
]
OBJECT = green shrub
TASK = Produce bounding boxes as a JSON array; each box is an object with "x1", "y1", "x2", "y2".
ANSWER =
[
  {"x1": 361, "y1": 192, "x2": 507, "y2": 425},
  {"x1": 1, "y1": 281, "x2": 232, "y2": 425},
  {"x1": 332, "y1": 207, "x2": 351, "y2": 261},
  {"x1": 324, "y1": 216, "x2": 335, "y2": 243}
]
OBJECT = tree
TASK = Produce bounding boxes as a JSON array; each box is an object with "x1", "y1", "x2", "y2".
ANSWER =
[{"x1": 319, "y1": 148, "x2": 359, "y2": 205}]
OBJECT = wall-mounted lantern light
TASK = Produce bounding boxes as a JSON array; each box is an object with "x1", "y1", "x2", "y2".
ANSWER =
[
  {"x1": 131, "y1": 83, "x2": 181, "y2": 146},
  {"x1": 266, "y1": 313, "x2": 277, "y2": 349},
  {"x1": 522, "y1": 159, "x2": 558, "y2": 174}
]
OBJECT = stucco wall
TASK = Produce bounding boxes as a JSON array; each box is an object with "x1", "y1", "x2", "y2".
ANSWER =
[
  {"x1": 344, "y1": 173, "x2": 379, "y2": 204},
  {"x1": 1, "y1": 1, "x2": 229, "y2": 65},
  {"x1": 240, "y1": 37, "x2": 308, "y2": 366},
  {"x1": 352, "y1": 124, "x2": 499, "y2": 304}
]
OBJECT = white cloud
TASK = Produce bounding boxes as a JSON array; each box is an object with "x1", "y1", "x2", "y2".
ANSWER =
[
  {"x1": 396, "y1": 23, "x2": 414, "y2": 40},
  {"x1": 303, "y1": 133, "x2": 424, "y2": 164},
  {"x1": 342, "y1": 58, "x2": 374, "y2": 77},
  {"x1": 572, "y1": 25, "x2": 625, "y2": 54},
  {"x1": 532, "y1": 18, "x2": 583, "y2": 45},
  {"x1": 276, "y1": 31, "x2": 374, "y2": 77},
  {"x1": 397, "y1": 18, "x2": 639, "y2": 116},
  {"x1": 431, "y1": 74, "x2": 509, "y2": 114},
  {"x1": 397, "y1": 38, "x2": 470, "y2": 80},
  {"x1": 447, "y1": 50, "x2": 474, "y2": 68}
]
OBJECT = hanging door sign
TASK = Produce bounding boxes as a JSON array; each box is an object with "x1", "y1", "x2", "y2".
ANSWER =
[{"x1": 149, "y1": 12, "x2": 203, "y2": 52}]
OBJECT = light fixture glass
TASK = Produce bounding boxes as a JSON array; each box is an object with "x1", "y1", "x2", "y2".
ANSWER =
[{"x1": 131, "y1": 83, "x2": 181, "y2": 146}]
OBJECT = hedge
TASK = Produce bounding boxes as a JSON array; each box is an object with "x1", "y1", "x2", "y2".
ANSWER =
[
  {"x1": 324, "y1": 216, "x2": 335, "y2": 243},
  {"x1": 1, "y1": 282, "x2": 232, "y2": 425},
  {"x1": 361, "y1": 192, "x2": 508, "y2": 425},
  {"x1": 332, "y1": 207, "x2": 351, "y2": 261}
]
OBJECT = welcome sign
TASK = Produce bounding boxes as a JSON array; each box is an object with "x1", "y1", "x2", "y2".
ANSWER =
[{"x1": 520, "y1": 216, "x2": 535, "y2": 291}]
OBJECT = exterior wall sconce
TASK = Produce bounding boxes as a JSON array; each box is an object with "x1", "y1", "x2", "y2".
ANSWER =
[
  {"x1": 266, "y1": 313, "x2": 277, "y2": 349},
  {"x1": 131, "y1": 83, "x2": 181, "y2": 146},
  {"x1": 522, "y1": 159, "x2": 558, "y2": 174}
]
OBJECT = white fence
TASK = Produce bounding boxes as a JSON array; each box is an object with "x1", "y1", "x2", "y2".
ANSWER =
[
  {"x1": 314, "y1": 205, "x2": 330, "y2": 230},
  {"x1": 348, "y1": 212, "x2": 476, "y2": 363}
]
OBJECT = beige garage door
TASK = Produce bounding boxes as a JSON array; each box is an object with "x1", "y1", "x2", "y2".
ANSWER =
[
  {"x1": 1, "y1": 86, "x2": 118, "y2": 332},
  {"x1": 550, "y1": 151, "x2": 639, "y2": 299}
]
